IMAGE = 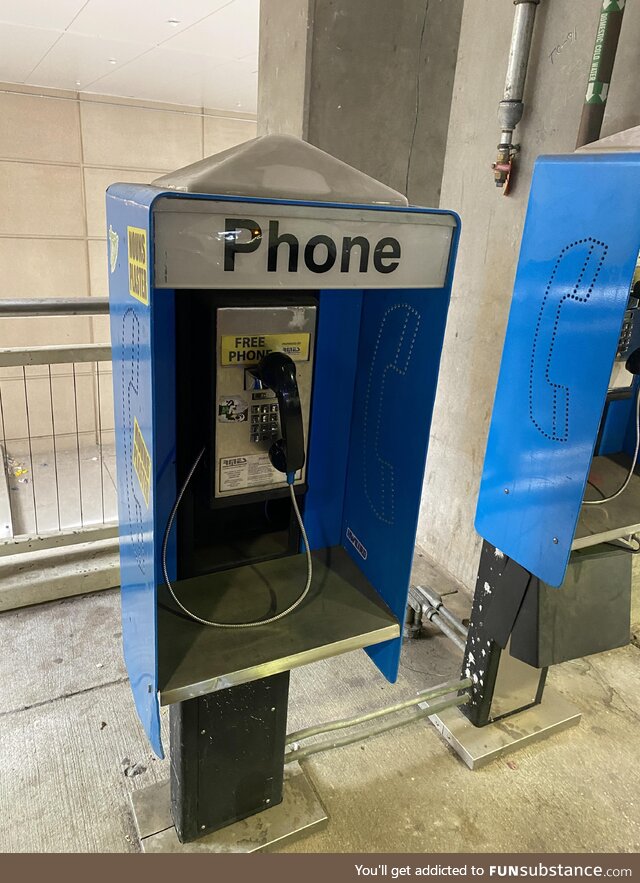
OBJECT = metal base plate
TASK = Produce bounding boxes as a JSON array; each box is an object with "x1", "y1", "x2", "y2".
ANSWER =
[
  {"x1": 427, "y1": 686, "x2": 581, "y2": 770},
  {"x1": 129, "y1": 762, "x2": 328, "y2": 853}
]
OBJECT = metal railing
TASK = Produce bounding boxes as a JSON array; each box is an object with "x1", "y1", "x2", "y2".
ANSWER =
[{"x1": 0, "y1": 298, "x2": 116, "y2": 556}]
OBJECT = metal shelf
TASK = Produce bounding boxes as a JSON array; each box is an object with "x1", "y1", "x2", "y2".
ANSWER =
[
  {"x1": 158, "y1": 545, "x2": 399, "y2": 705},
  {"x1": 573, "y1": 456, "x2": 640, "y2": 550}
]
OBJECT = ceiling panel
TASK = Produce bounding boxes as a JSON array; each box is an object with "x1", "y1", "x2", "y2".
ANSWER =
[
  {"x1": 196, "y1": 60, "x2": 258, "y2": 111},
  {"x1": 89, "y1": 47, "x2": 225, "y2": 107},
  {"x1": 69, "y1": 0, "x2": 231, "y2": 46},
  {"x1": 0, "y1": 23, "x2": 61, "y2": 83},
  {"x1": 0, "y1": 0, "x2": 259, "y2": 113},
  {"x1": 26, "y1": 32, "x2": 151, "y2": 90},
  {"x1": 166, "y1": 0, "x2": 259, "y2": 61},
  {"x1": 0, "y1": 0, "x2": 87, "y2": 30}
]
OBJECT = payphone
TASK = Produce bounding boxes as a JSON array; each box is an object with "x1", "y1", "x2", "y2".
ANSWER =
[
  {"x1": 107, "y1": 135, "x2": 459, "y2": 846},
  {"x1": 162, "y1": 297, "x2": 317, "y2": 630}
]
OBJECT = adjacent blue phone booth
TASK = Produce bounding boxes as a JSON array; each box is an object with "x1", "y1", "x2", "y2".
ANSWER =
[
  {"x1": 460, "y1": 150, "x2": 640, "y2": 732},
  {"x1": 477, "y1": 152, "x2": 640, "y2": 588},
  {"x1": 107, "y1": 135, "x2": 459, "y2": 842}
]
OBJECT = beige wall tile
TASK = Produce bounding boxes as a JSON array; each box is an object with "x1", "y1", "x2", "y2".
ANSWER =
[
  {"x1": 91, "y1": 316, "x2": 111, "y2": 345},
  {"x1": 0, "y1": 92, "x2": 81, "y2": 164},
  {"x1": 88, "y1": 241, "x2": 115, "y2": 345},
  {"x1": 0, "y1": 92, "x2": 253, "y2": 446},
  {"x1": 96, "y1": 365, "x2": 114, "y2": 430},
  {"x1": 80, "y1": 101, "x2": 202, "y2": 170},
  {"x1": 0, "y1": 162, "x2": 84, "y2": 237},
  {"x1": 204, "y1": 116, "x2": 257, "y2": 155},
  {"x1": 88, "y1": 239, "x2": 108, "y2": 298},
  {"x1": 84, "y1": 167, "x2": 159, "y2": 238},
  {"x1": 0, "y1": 316, "x2": 93, "y2": 349},
  {"x1": 0, "y1": 239, "x2": 88, "y2": 299}
]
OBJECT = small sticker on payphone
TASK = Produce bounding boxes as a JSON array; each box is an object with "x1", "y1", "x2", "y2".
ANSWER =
[
  {"x1": 220, "y1": 454, "x2": 302, "y2": 493},
  {"x1": 217, "y1": 395, "x2": 248, "y2": 423}
]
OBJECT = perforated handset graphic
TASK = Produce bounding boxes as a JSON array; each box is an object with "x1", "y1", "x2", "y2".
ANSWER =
[
  {"x1": 363, "y1": 303, "x2": 421, "y2": 524},
  {"x1": 529, "y1": 239, "x2": 608, "y2": 443}
]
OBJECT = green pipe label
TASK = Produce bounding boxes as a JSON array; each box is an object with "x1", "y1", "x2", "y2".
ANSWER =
[{"x1": 586, "y1": 81, "x2": 610, "y2": 104}]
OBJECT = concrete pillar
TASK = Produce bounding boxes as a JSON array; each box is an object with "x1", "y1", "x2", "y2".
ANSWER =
[
  {"x1": 418, "y1": 0, "x2": 640, "y2": 591},
  {"x1": 258, "y1": 0, "x2": 463, "y2": 206}
]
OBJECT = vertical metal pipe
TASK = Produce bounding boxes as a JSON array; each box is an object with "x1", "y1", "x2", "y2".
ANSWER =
[
  {"x1": 576, "y1": 1, "x2": 626, "y2": 149},
  {"x1": 494, "y1": 0, "x2": 541, "y2": 190}
]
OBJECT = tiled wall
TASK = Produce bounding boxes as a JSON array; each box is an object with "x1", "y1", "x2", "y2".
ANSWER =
[{"x1": 0, "y1": 83, "x2": 257, "y2": 440}]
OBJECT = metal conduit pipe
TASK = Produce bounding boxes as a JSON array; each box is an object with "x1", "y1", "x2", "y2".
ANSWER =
[
  {"x1": 436, "y1": 604, "x2": 468, "y2": 638},
  {"x1": 424, "y1": 610, "x2": 467, "y2": 652},
  {"x1": 287, "y1": 676, "x2": 471, "y2": 746},
  {"x1": 493, "y1": 0, "x2": 541, "y2": 191},
  {"x1": 406, "y1": 584, "x2": 468, "y2": 650},
  {"x1": 284, "y1": 694, "x2": 469, "y2": 764},
  {"x1": 413, "y1": 583, "x2": 468, "y2": 638}
]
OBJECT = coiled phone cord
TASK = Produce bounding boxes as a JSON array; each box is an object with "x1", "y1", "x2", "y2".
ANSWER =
[
  {"x1": 583, "y1": 383, "x2": 640, "y2": 506},
  {"x1": 161, "y1": 447, "x2": 313, "y2": 628}
]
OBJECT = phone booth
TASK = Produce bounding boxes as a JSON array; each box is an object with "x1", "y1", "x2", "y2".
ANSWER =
[
  {"x1": 107, "y1": 135, "x2": 459, "y2": 849},
  {"x1": 434, "y1": 148, "x2": 640, "y2": 766}
]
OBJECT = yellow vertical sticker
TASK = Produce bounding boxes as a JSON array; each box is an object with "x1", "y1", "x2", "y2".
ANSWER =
[
  {"x1": 132, "y1": 416, "x2": 151, "y2": 507},
  {"x1": 127, "y1": 226, "x2": 149, "y2": 305}
]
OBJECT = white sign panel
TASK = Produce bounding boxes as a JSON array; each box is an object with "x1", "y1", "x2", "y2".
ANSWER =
[{"x1": 153, "y1": 199, "x2": 455, "y2": 290}]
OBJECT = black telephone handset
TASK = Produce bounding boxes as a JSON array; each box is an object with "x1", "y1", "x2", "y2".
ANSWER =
[{"x1": 249, "y1": 351, "x2": 305, "y2": 483}]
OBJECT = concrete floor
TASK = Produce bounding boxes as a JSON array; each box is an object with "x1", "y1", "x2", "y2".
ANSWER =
[{"x1": 0, "y1": 549, "x2": 639, "y2": 853}]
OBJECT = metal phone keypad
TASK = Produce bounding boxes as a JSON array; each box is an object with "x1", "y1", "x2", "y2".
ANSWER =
[{"x1": 251, "y1": 402, "x2": 280, "y2": 443}]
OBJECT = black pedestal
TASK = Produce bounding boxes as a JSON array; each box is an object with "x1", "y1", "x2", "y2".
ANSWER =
[{"x1": 170, "y1": 672, "x2": 290, "y2": 843}]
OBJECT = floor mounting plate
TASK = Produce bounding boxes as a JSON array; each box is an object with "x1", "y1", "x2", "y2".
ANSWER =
[
  {"x1": 426, "y1": 686, "x2": 581, "y2": 770},
  {"x1": 129, "y1": 761, "x2": 328, "y2": 853}
]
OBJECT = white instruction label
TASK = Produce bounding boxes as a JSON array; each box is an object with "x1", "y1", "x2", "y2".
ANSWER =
[{"x1": 220, "y1": 453, "x2": 287, "y2": 492}]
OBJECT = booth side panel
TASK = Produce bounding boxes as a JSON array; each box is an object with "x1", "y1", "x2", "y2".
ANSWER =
[
  {"x1": 475, "y1": 154, "x2": 640, "y2": 588},
  {"x1": 151, "y1": 290, "x2": 178, "y2": 588},
  {"x1": 107, "y1": 191, "x2": 163, "y2": 758},
  {"x1": 304, "y1": 290, "x2": 363, "y2": 550},
  {"x1": 342, "y1": 287, "x2": 451, "y2": 681}
]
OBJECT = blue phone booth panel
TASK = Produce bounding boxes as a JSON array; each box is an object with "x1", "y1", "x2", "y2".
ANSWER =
[{"x1": 476, "y1": 153, "x2": 640, "y2": 587}]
